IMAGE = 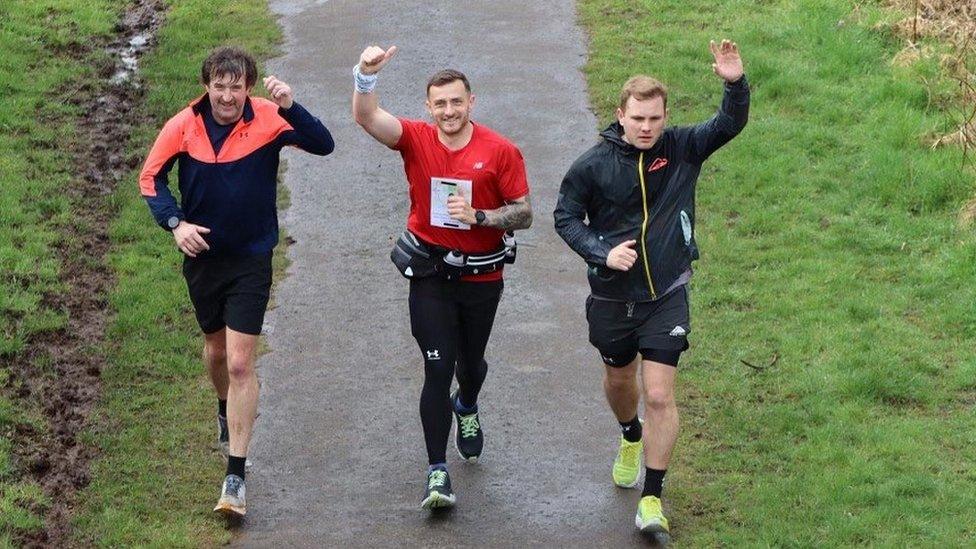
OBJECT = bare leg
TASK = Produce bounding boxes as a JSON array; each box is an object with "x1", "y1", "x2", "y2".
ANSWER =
[
  {"x1": 203, "y1": 328, "x2": 228, "y2": 400},
  {"x1": 641, "y1": 360, "x2": 678, "y2": 469},
  {"x1": 603, "y1": 356, "x2": 640, "y2": 422},
  {"x1": 225, "y1": 328, "x2": 259, "y2": 457}
]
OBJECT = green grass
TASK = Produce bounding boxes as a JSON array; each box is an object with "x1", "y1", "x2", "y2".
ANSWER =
[
  {"x1": 0, "y1": 0, "x2": 120, "y2": 542},
  {"x1": 69, "y1": 1, "x2": 282, "y2": 546},
  {"x1": 579, "y1": 0, "x2": 976, "y2": 544}
]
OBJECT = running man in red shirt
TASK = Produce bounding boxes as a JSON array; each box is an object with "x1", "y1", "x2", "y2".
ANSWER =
[{"x1": 352, "y1": 45, "x2": 532, "y2": 510}]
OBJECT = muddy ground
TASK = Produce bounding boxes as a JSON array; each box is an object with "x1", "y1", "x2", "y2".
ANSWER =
[{"x1": 5, "y1": 1, "x2": 164, "y2": 546}]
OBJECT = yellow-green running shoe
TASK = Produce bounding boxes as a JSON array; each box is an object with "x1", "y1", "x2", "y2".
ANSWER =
[
  {"x1": 635, "y1": 495, "x2": 670, "y2": 535},
  {"x1": 612, "y1": 436, "x2": 643, "y2": 488}
]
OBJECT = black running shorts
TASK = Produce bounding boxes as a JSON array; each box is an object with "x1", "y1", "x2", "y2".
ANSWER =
[
  {"x1": 182, "y1": 252, "x2": 273, "y2": 335},
  {"x1": 586, "y1": 286, "x2": 690, "y2": 367}
]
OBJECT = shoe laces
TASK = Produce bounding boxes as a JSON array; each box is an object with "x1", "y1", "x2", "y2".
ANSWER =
[
  {"x1": 458, "y1": 413, "x2": 480, "y2": 439},
  {"x1": 427, "y1": 470, "x2": 448, "y2": 489},
  {"x1": 225, "y1": 475, "x2": 243, "y2": 496},
  {"x1": 619, "y1": 439, "x2": 640, "y2": 464}
]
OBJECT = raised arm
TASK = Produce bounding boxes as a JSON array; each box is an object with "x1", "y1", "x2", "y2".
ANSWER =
[
  {"x1": 352, "y1": 45, "x2": 402, "y2": 148},
  {"x1": 265, "y1": 75, "x2": 335, "y2": 155},
  {"x1": 686, "y1": 39, "x2": 750, "y2": 164}
]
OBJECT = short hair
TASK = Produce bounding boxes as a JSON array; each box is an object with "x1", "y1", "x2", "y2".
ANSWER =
[
  {"x1": 201, "y1": 46, "x2": 257, "y2": 88},
  {"x1": 618, "y1": 75, "x2": 668, "y2": 112},
  {"x1": 426, "y1": 69, "x2": 471, "y2": 95}
]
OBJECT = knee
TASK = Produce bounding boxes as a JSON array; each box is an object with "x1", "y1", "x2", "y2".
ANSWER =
[
  {"x1": 604, "y1": 369, "x2": 634, "y2": 391},
  {"x1": 204, "y1": 343, "x2": 226, "y2": 365},
  {"x1": 643, "y1": 386, "x2": 675, "y2": 411},
  {"x1": 226, "y1": 354, "x2": 254, "y2": 383}
]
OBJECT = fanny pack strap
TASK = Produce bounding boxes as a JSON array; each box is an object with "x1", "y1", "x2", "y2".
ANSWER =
[{"x1": 391, "y1": 231, "x2": 517, "y2": 280}]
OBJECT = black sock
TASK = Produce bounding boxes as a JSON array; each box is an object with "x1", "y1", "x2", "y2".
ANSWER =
[
  {"x1": 218, "y1": 399, "x2": 227, "y2": 418},
  {"x1": 619, "y1": 414, "x2": 642, "y2": 443},
  {"x1": 642, "y1": 467, "x2": 666, "y2": 498},
  {"x1": 227, "y1": 455, "x2": 246, "y2": 480}
]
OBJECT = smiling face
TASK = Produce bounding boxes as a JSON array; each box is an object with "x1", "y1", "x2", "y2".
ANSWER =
[
  {"x1": 426, "y1": 79, "x2": 474, "y2": 136},
  {"x1": 205, "y1": 72, "x2": 251, "y2": 125}
]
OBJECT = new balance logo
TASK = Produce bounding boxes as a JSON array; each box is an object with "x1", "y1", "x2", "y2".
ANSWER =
[
  {"x1": 669, "y1": 326, "x2": 686, "y2": 337},
  {"x1": 426, "y1": 349, "x2": 441, "y2": 360}
]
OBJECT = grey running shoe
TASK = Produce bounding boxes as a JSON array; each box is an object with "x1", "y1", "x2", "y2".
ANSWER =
[
  {"x1": 217, "y1": 415, "x2": 230, "y2": 460},
  {"x1": 213, "y1": 474, "x2": 246, "y2": 517},
  {"x1": 420, "y1": 468, "x2": 456, "y2": 510},
  {"x1": 451, "y1": 391, "x2": 483, "y2": 462}
]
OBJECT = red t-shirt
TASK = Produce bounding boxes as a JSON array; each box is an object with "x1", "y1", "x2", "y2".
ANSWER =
[{"x1": 394, "y1": 118, "x2": 529, "y2": 281}]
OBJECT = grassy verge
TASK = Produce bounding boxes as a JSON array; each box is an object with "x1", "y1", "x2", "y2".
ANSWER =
[
  {"x1": 71, "y1": 1, "x2": 281, "y2": 545},
  {"x1": 0, "y1": 1, "x2": 120, "y2": 543},
  {"x1": 579, "y1": 0, "x2": 975, "y2": 544}
]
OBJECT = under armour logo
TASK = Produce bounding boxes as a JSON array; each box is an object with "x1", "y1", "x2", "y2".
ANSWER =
[{"x1": 426, "y1": 349, "x2": 441, "y2": 360}]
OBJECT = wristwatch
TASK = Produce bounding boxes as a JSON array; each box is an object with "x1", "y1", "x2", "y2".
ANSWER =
[
  {"x1": 166, "y1": 216, "x2": 181, "y2": 230},
  {"x1": 474, "y1": 210, "x2": 486, "y2": 225}
]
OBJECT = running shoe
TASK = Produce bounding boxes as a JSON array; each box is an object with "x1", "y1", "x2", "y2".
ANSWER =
[
  {"x1": 612, "y1": 436, "x2": 643, "y2": 488},
  {"x1": 635, "y1": 495, "x2": 670, "y2": 535},
  {"x1": 451, "y1": 390, "x2": 483, "y2": 462},
  {"x1": 217, "y1": 414, "x2": 230, "y2": 460},
  {"x1": 420, "y1": 468, "x2": 456, "y2": 510},
  {"x1": 213, "y1": 474, "x2": 246, "y2": 517}
]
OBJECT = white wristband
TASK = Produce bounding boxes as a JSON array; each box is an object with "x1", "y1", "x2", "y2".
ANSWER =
[{"x1": 353, "y1": 64, "x2": 378, "y2": 94}]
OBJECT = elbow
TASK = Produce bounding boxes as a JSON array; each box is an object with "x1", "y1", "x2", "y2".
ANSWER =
[
  {"x1": 353, "y1": 109, "x2": 372, "y2": 130},
  {"x1": 321, "y1": 139, "x2": 335, "y2": 156}
]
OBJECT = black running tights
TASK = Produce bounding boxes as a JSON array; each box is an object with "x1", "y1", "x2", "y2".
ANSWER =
[{"x1": 409, "y1": 277, "x2": 503, "y2": 465}]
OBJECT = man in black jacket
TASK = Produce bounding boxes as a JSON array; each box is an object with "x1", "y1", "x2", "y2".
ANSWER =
[{"x1": 554, "y1": 39, "x2": 749, "y2": 536}]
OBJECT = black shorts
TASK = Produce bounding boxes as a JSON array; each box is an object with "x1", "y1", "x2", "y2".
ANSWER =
[
  {"x1": 182, "y1": 253, "x2": 273, "y2": 335},
  {"x1": 586, "y1": 286, "x2": 690, "y2": 367}
]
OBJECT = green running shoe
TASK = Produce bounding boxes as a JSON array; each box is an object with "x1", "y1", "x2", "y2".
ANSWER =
[
  {"x1": 420, "y1": 468, "x2": 456, "y2": 510},
  {"x1": 612, "y1": 436, "x2": 643, "y2": 488},
  {"x1": 635, "y1": 495, "x2": 670, "y2": 535}
]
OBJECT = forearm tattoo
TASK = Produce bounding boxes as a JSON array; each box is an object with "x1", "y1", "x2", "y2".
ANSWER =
[{"x1": 484, "y1": 197, "x2": 533, "y2": 231}]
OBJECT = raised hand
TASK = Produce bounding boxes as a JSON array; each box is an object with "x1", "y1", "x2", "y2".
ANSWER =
[
  {"x1": 263, "y1": 75, "x2": 293, "y2": 109},
  {"x1": 709, "y1": 39, "x2": 743, "y2": 83},
  {"x1": 359, "y1": 45, "x2": 398, "y2": 75},
  {"x1": 606, "y1": 240, "x2": 638, "y2": 271}
]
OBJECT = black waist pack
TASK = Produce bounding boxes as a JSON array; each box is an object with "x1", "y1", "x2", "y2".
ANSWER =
[{"x1": 390, "y1": 230, "x2": 516, "y2": 280}]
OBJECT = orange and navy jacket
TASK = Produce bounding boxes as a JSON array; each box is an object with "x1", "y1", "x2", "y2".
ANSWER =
[{"x1": 139, "y1": 96, "x2": 334, "y2": 256}]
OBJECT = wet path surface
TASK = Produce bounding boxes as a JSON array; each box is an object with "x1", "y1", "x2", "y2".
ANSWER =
[{"x1": 240, "y1": 1, "x2": 650, "y2": 545}]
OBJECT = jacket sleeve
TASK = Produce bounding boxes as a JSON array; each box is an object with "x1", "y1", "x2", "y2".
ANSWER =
[
  {"x1": 275, "y1": 101, "x2": 335, "y2": 155},
  {"x1": 139, "y1": 117, "x2": 184, "y2": 230},
  {"x1": 554, "y1": 161, "x2": 613, "y2": 266},
  {"x1": 685, "y1": 75, "x2": 750, "y2": 164}
]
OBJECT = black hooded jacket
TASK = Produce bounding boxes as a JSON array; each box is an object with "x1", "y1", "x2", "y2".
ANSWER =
[{"x1": 554, "y1": 77, "x2": 750, "y2": 302}]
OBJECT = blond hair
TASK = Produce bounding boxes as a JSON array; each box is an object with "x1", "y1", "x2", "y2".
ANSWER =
[{"x1": 618, "y1": 75, "x2": 668, "y2": 111}]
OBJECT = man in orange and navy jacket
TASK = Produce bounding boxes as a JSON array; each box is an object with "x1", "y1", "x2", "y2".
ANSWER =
[{"x1": 138, "y1": 46, "x2": 333, "y2": 519}]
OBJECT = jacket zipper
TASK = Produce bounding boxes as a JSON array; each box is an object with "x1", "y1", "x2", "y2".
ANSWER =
[{"x1": 637, "y1": 151, "x2": 657, "y2": 299}]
